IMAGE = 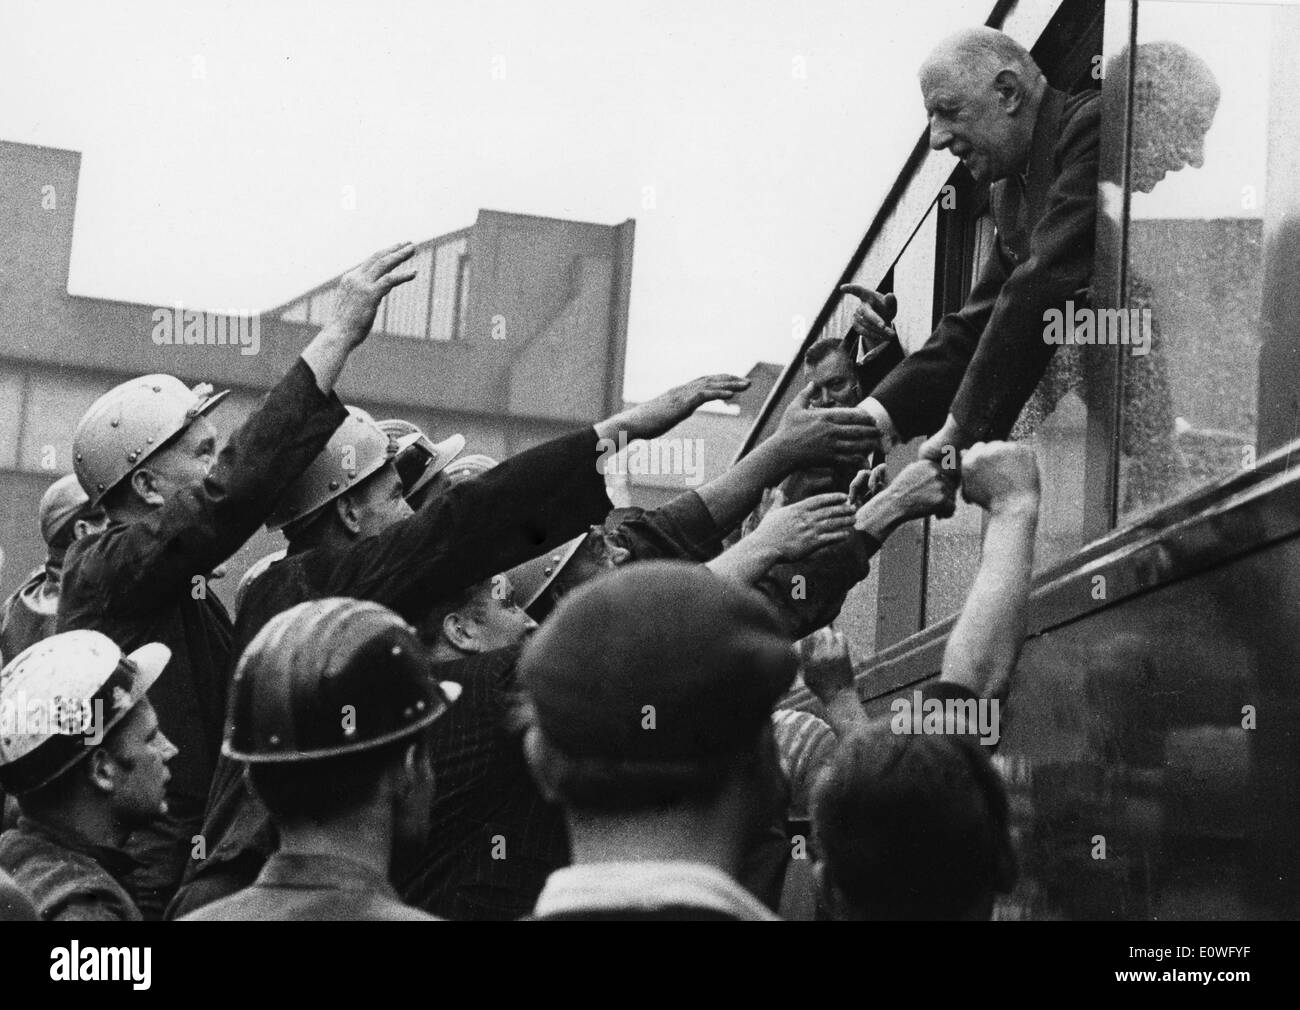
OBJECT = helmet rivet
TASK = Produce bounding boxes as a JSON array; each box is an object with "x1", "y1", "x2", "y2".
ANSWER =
[
  {"x1": 404, "y1": 706, "x2": 415, "y2": 718},
  {"x1": 416, "y1": 699, "x2": 426, "y2": 712},
  {"x1": 268, "y1": 734, "x2": 281, "y2": 746},
  {"x1": 110, "y1": 419, "x2": 119, "y2": 428},
  {"x1": 127, "y1": 451, "x2": 138, "y2": 461},
  {"x1": 329, "y1": 480, "x2": 339, "y2": 491},
  {"x1": 153, "y1": 385, "x2": 161, "y2": 392},
  {"x1": 391, "y1": 645, "x2": 401, "y2": 657},
  {"x1": 145, "y1": 436, "x2": 153, "y2": 444},
  {"x1": 75, "y1": 453, "x2": 82, "y2": 461}
]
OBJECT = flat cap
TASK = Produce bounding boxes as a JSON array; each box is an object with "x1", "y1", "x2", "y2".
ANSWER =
[
  {"x1": 38, "y1": 474, "x2": 92, "y2": 547},
  {"x1": 518, "y1": 560, "x2": 796, "y2": 761}
]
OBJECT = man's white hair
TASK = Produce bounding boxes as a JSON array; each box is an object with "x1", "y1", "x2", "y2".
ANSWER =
[{"x1": 923, "y1": 26, "x2": 1044, "y2": 90}]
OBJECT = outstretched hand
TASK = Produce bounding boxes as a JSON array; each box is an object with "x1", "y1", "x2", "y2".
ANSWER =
[
  {"x1": 754, "y1": 490, "x2": 856, "y2": 562},
  {"x1": 775, "y1": 382, "x2": 880, "y2": 468},
  {"x1": 604, "y1": 373, "x2": 751, "y2": 443},
  {"x1": 331, "y1": 242, "x2": 420, "y2": 346}
]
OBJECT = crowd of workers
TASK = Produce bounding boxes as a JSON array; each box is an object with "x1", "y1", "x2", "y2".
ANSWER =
[{"x1": 0, "y1": 23, "x2": 1184, "y2": 921}]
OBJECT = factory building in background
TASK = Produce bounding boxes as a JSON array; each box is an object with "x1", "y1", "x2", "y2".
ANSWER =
[{"x1": 0, "y1": 139, "x2": 635, "y2": 603}]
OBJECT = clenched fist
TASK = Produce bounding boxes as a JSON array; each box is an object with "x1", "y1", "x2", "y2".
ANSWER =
[
  {"x1": 959, "y1": 442, "x2": 1041, "y2": 514},
  {"x1": 796, "y1": 625, "x2": 855, "y2": 705}
]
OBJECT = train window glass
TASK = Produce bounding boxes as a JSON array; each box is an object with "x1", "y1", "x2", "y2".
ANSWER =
[
  {"x1": 924, "y1": 193, "x2": 1094, "y2": 628},
  {"x1": 1114, "y1": 1, "x2": 1271, "y2": 521},
  {"x1": 893, "y1": 201, "x2": 979, "y2": 628},
  {"x1": 891, "y1": 205, "x2": 939, "y2": 356},
  {"x1": 1000, "y1": 148, "x2": 1095, "y2": 572}
]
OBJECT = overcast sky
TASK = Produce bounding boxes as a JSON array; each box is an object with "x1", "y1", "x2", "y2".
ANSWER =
[{"x1": 3, "y1": 0, "x2": 1002, "y2": 400}]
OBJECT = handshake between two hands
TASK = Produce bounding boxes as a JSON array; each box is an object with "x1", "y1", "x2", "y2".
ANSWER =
[{"x1": 752, "y1": 440, "x2": 1041, "y2": 565}]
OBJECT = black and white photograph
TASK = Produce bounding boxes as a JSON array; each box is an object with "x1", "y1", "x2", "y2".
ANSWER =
[{"x1": 0, "y1": 0, "x2": 1292, "y2": 986}]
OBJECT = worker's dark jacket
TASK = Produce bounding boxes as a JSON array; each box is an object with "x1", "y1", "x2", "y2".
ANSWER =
[
  {"x1": 0, "y1": 564, "x2": 60, "y2": 662},
  {"x1": 395, "y1": 644, "x2": 555, "y2": 920},
  {"x1": 0, "y1": 816, "x2": 142, "y2": 921},
  {"x1": 399, "y1": 490, "x2": 788, "y2": 920},
  {"x1": 871, "y1": 86, "x2": 1101, "y2": 442},
  {"x1": 57, "y1": 359, "x2": 348, "y2": 912},
  {"x1": 171, "y1": 427, "x2": 613, "y2": 918},
  {"x1": 178, "y1": 853, "x2": 438, "y2": 922}
]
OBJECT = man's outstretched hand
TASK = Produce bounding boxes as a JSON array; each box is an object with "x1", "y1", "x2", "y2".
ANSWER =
[
  {"x1": 754, "y1": 490, "x2": 857, "y2": 563},
  {"x1": 848, "y1": 463, "x2": 889, "y2": 507},
  {"x1": 303, "y1": 241, "x2": 419, "y2": 394},
  {"x1": 332, "y1": 242, "x2": 420, "y2": 347},
  {"x1": 853, "y1": 458, "x2": 956, "y2": 539},
  {"x1": 918, "y1": 412, "x2": 973, "y2": 472},
  {"x1": 596, "y1": 374, "x2": 750, "y2": 443},
  {"x1": 774, "y1": 382, "x2": 880, "y2": 468}
]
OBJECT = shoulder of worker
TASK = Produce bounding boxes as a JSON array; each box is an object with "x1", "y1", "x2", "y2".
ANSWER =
[{"x1": 0, "y1": 827, "x2": 139, "y2": 922}]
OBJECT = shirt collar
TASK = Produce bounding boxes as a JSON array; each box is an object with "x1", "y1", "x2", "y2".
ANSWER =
[{"x1": 533, "y1": 860, "x2": 779, "y2": 920}]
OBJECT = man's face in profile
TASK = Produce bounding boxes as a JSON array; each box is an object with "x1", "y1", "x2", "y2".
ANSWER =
[
  {"x1": 921, "y1": 62, "x2": 1029, "y2": 184},
  {"x1": 1129, "y1": 82, "x2": 1219, "y2": 194},
  {"x1": 807, "y1": 348, "x2": 862, "y2": 409}
]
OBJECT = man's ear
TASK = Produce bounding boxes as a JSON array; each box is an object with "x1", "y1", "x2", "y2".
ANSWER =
[
  {"x1": 85, "y1": 747, "x2": 117, "y2": 796},
  {"x1": 128, "y1": 467, "x2": 165, "y2": 508},
  {"x1": 334, "y1": 493, "x2": 363, "y2": 536},
  {"x1": 394, "y1": 741, "x2": 429, "y2": 800},
  {"x1": 522, "y1": 726, "x2": 561, "y2": 803},
  {"x1": 994, "y1": 69, "x2": 1026, "y2": 113},
  {"x1": 441, "y1": 612, "x2": 479, "y2": 653}
]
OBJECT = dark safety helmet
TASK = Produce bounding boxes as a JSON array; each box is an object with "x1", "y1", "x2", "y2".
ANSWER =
[{"x1": 223, "y1": 597, "x2": 454, "y2": 764}]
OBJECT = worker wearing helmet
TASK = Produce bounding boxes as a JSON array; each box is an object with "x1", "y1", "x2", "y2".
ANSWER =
[
  {"x1": 0, "y1": 474, "x2": 106, "y2": 662},
  {"x1": 57, "y1": 242, "x2": 419, "y2": 917},
  {"x1": 0, "y1": 630, "x2": 176, "y2": 921},
  {"x1": 395, "y1": 383, "x2": 882, "y2": 920},
  {"x1": 173, "y1": 374, "x2": 753, "y2": 917},
  {"x1": 179, "y1": 598, "x2": 453, "y2": 921}
]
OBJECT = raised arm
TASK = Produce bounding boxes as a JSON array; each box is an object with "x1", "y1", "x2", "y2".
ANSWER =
[
  {"x1": 940, "y1": 442, "x2": 1041, "y2": 697},
  {"x1": 300, "y1": 242, "x2": 418, "y2": 394},
  {"x1": 593, "y1": 374, "x2": 750, "y2": 445},
  {"x1": 65, "y1": 244, "x2": 417, "y2": 614},
  {"x1": 797, "y1": 626, "x2": 873, "y2": 739}
]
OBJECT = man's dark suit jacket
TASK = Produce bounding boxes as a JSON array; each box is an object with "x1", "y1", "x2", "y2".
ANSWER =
[{"x1": 869, "y1": 85, "x2": 1101, "y2": 442}]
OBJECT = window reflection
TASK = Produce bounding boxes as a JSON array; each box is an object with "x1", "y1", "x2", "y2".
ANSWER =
[{"x1": 1114, "y1": 3, "x2": 1269, "y2": 519}]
